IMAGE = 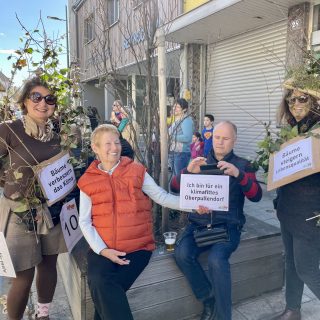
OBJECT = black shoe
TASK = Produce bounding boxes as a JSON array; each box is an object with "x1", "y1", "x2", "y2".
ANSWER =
[{"x1": 200, "y1": 298, "x2": 216, "y2": 320}]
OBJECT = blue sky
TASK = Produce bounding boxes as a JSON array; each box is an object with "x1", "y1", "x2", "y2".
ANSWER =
[{"x1": 0, "y1": 0, "x2": 68, "y2": 86}]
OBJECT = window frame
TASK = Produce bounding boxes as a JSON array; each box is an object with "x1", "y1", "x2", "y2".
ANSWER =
[
  {"x1": 107, "y1": 0, "x2": 120, "y2": 27},
  {"x1": 84, "y1": 13, "x2": 95, "y2": 44}
]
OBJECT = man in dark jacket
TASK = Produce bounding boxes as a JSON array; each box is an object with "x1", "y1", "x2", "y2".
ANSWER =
[{"x1": 171, "y1": 121, "x2": 262, "y2": 320}]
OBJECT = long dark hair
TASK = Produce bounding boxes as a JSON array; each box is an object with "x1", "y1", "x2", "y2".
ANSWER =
[
  {"x1": 17, "y1": 77, "x2": 54, "y2": 114},
  {"x1": 277, "y1": 88, "x2": 320, "y2": 128}
]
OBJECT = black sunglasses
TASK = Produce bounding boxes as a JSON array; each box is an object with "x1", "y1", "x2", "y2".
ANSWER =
[
  {"x1": 28, "y1": 92, "x2": 57, "y2": 106},
  {"x1": 286, "y1": 95, "x2": 309, "y2": 106}
]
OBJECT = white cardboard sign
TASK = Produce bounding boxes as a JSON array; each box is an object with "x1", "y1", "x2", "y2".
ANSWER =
[
  {"x1": 273, "y1": 137, "x2": 313, "y2": 182},
  {"x1": 60, "y1": 198, "x2": 83, "y2": 252},
  {"x1": 179, "y1": 174, "x2": 229, "y2": 211},
  {"x1": 36, "y1": 152, "x2": 76, "y2": 206},
  {"x1": 0, "y1": 232, "x2": 16, "y2": 278},
  {"x1": 267, "y1": 128, "x2": 320, "y2": 191}
]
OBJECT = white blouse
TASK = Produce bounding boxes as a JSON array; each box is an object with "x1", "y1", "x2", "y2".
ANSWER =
[{"x1": 79, "y1": 165, "x2": 181, "y2": 254}]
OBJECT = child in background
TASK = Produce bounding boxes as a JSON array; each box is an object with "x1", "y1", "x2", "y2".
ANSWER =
[
  {"x1": 202, "y1": 114, "x2": 214, "y2": 157},
  {"x1": 190, "y1": 132, "x2": 204, "y2": 159}
]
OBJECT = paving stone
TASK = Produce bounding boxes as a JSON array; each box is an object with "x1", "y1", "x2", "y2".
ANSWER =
[
  {"x1": 232, "y1": 309, "x2": 248, "y2": 320},
  {"x1": 234, "y1": 298, "x2": 272, "y2": 320},
  {"x1": 301, "y1": 300, "x2": 320, "y2": 320},
  {"x1": 263, "y1": 218, "x2": 280, "y2": 228},
  {"x1": 263, "y1": 290, "x2": 286, "y2": 313},
  {"x1": 303, "y1": 285, "x2": 318, "y2": 300}
]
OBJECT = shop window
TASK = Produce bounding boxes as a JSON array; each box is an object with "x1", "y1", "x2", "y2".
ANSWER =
[{"x1": 84, "y1": 14, "x2": 94, "y2": 44}]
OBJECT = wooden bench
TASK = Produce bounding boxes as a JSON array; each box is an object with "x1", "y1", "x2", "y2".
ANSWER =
[{"x1": 57, "y1": 216, "x2": 284, "y2": 320}]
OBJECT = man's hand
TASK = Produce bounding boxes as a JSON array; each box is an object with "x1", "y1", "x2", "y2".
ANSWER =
[
  {"x1": 196, "y1": 205, "x2": 210, "y2": 215},
  {"x1": 217, "y1": 161, "x2": 239, "y2": 178},
  {"x1": 100, "y1": 248, "x2": 130, "y2": 265},
  {"x1": 187, "y1": 157, "x2": 207, "y2": 173}
]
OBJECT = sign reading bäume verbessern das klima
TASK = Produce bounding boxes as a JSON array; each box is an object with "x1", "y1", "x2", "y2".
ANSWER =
[
  {"x1": 179, "y1": 174, "x2": 229, "y2": 211},
  {"x1": 35, "y1": 152, "x2": 76, "y2": 206}
]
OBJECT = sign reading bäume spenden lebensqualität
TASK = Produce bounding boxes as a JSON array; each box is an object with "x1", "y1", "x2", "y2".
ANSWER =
[
  {"x1": 273, "y1": 137, "x2": 313, "y2": 182},
  {"x1": 267, "y1": 128, "x2": 320, "y2": 191}
]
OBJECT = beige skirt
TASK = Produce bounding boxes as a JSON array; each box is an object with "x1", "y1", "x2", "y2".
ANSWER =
[
  {"x1": 5, "y1": 214, "x2": 67, "y2": 272},
  {"x1": 0, "y1": 197, "x2": 67, "y2": 272}
]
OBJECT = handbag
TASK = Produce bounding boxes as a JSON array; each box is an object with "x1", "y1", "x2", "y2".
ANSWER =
[{"x1": 193, "y1": 214, "x2": 229, "y2": 247}]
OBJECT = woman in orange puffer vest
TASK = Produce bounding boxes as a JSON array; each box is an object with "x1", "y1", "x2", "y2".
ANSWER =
[{"x1": 78, "y1": 124, "x2": 181, "y2": 320}]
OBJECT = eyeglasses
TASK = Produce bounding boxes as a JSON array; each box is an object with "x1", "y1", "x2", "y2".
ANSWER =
[
  {"x1": 28, "y1": 92, "x2": 57, "y2": 106},
  {"x1": 286, "y1": 95, "x2": 309, "y2": 106}
]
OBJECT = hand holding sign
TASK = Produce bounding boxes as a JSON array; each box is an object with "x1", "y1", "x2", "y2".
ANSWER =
[{"x1": 196, "y1": 205, "x2": 211, "y2": 215}]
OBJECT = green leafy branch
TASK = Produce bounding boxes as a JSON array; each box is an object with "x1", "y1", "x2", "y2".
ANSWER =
[
  {"x1": 252, "y1": 125, "x2": 299, "y2": 173},
  {"x1": 0, "y1": 15, "x2": 88, "y2": 209}
]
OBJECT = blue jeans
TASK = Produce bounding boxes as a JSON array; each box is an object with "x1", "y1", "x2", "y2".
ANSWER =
[
  {"x1": 174, "y1": 223, "x2": 241, "y2": 320},
  {"x1": 280, "y1": 223, "x2": 320, "y2": 310},
  {"x1": 169, "y1": 151, "x2": 191, "y2": 175}
]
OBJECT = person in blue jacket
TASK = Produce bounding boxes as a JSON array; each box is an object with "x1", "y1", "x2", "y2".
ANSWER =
[{"x1": 168, "y1": 98, "x2": 194, "y2": 175}]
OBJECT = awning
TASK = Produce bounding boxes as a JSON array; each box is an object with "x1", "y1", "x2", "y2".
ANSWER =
[{"x1": 166, "y1": 0, "x2": 305, "y2": 44}]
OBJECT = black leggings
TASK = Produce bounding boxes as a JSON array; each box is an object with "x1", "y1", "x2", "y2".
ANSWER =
[
  {"x1": 87, "y1": 249, "x2": 152, "y2": 320},
  {"x1": 281, "y1": 223, "x2": 320, "y2": 309}
]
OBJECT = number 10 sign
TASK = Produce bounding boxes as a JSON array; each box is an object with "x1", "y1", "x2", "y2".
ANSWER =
[{"x1": 60, "y1": 198, "x2": 83, "y2": 252}]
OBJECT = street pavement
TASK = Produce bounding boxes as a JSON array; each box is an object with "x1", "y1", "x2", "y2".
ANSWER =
[{"x1": 0, "y1": 183, "x2": 319, "y2": 319}]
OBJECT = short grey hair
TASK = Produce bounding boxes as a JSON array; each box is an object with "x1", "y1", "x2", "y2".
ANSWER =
[
  {"x1": 91, "y1": 124, "x2": 119, "y2": 145},
  {"x1": 215, "y1": 121, "x2": 237, "y2": 137}
]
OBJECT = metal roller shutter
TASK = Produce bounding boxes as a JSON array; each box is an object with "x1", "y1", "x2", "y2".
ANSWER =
[{"x1": 206, "y1": 20, "x2": 288, "y2": 159}]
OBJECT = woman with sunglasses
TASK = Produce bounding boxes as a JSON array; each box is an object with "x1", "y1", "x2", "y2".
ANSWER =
[
  {"x1": 0, "y1": 77, "x2": 67, "y2": 320},
  {"x1": 272, "y1": 77, "x2": 320, "y2": 320}
]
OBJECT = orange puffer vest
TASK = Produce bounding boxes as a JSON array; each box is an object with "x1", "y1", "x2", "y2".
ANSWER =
[{"x1": 78, "y1": 157, "x2": 155, "y2": 253}]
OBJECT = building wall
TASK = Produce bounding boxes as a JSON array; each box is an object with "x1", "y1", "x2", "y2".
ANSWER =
[
  {"x1": 70, "y1": 0, "x2": 182, "y2": 83},
  {"x1": 82, "y1": 83, "x2": 105, "y2": 120},
  {"x1": 286, "y1": 2, "x2": 311, "y2": 69}
]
